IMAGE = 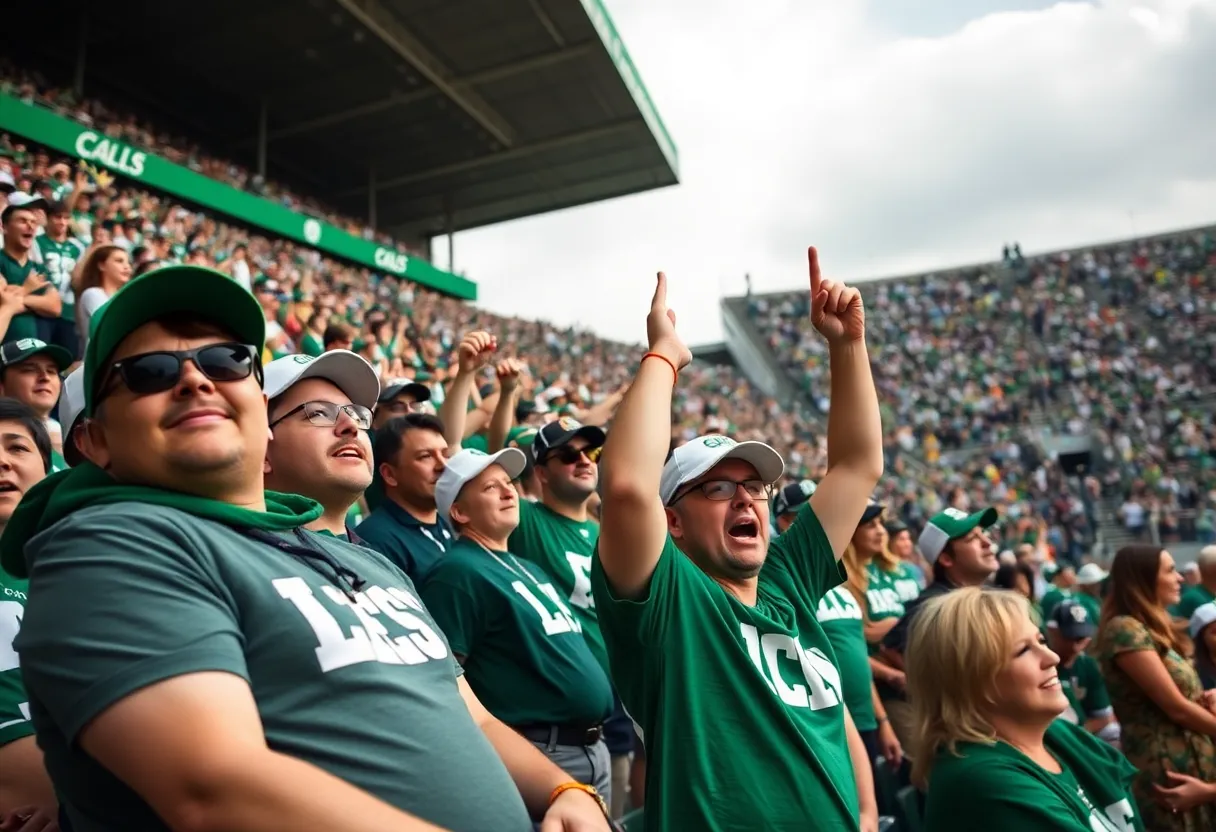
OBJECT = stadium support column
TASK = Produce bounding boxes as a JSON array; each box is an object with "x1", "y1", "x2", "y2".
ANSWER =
[
  {"x1": 368, "y1": 167, "x2": 378, "y2": 228},
  {"x1": 444, "y1": 195, "x2": 455, "y2": 272},
  {"x1": 73, "y1": 10, "x2": 89, "y2": 98},
  {"x1": 256, "y1": 101, "x2": 268, "y2": 178}
]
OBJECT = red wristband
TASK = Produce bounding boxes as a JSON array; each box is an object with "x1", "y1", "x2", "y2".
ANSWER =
[{"x1": 642, "y1": 351, "x2": 678, "y2": 383}]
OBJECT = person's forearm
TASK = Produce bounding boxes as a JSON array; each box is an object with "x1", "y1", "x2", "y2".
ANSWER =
[
  {"x1": 478, "y1": 718, "x2": 570, "y2": 817},
  {"x1": 863, "y1": 617, "x2": 898, "y2": 644},
  {"x1": 844, "y1": 712, "x2": 877, "y2": 820},
  {"x1": 825, "y1": 340, "x2": 883, "y2": 475},
  {"x1": 164, "y1": 748, "x2": 447, "y2": 832},
  {"x1": 577, "y1": 392, "x2": 624, "y2": 427},
  {"x1": 0, "y1": 308, "x2": 16, "y2": 342},
  {"x1": 0, "y1": 737, "x2": 57, "y2": 817},
  {"x1": 23, "y1": 293, "x2": 61, "y2": 317},
  {"x1": 1165, "y1": 699, "x2": 1216, "y2": 737},
  {"x1": 869, "y1": 657, "x2": 901, "y2": 686},
  {"x1": 438, "y1": 372, "x2": 476, "y2": 450},
  {"x1": 599, "y1": 358, "x2": 674, "y2": 500},
  {"x1": 486, "y1": 388, "x2": 518, "y2": 452}
]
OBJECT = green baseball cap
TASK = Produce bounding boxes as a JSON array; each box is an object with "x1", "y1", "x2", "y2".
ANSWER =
[
  {"x1": 0, "y1": 338, "x2": 73, "y2": 373},
  {"x1": 83, "y1": 265, "x2": 266, "y2": 416},
  {"x1": 917, "y1": 506, "x2": 999, "y2": 563}
]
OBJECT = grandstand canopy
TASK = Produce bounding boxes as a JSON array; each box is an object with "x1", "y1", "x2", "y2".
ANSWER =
[{"x1": 8, "y1": 0, "x2": 679, "y2": 243}]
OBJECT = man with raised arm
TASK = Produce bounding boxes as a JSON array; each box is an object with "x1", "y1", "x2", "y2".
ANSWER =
[{"x1": 591, "y1": 248, "x2": 885, "y2": 832}]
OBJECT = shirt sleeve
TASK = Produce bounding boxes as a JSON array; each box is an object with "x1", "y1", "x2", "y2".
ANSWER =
[
  {"x1": 1100, "y1": 616, "x2": 1155, "y2": 658},
  {"x1": 591, "y1": 534, "x2": 687, "y2": 645},
  {"x1": 15, "y1": 510, "x2": 249, "y2": 744},
  {"x1": 925, "y1": 757, "x2": 1095, "y2": 832},
  {"x1": 764, "y1": 502, "x2": 846, "y2": 604},
  {"x1": 417, "y1": 571, "x2": 488, "y2": 659}
]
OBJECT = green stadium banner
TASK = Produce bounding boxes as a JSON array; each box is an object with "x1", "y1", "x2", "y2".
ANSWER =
[
  {"x1": 0, "y1": 93, "x2": 478, "y2": 300},
  {"x1": 578, "y1": 0, "x2": 679, "y2": 178}
]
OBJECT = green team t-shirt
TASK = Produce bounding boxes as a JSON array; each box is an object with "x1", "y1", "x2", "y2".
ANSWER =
[
  {"x1": 865, "y1": 562, "x2": 908, "y2": 623},
  {"x1": 887, "y1": 562, "x2": 922, "y2": 604},
  {"x1": 1060, "y1": 652, "x2": 1113, "y2": 725},
  {"x1": 301, "y1": 331, "x2": 324, "y2": 357},
  {"x1": 509, "y1": 500, "x2": 608, "y2": 673},
  {"x1": 419, "y1": 538, "x2": 613, "y2": 727},
  {"x1": 49, "y1": 449, "x2": 68, "y2": 474},
  {"x1": 815, "y1": 586, "x2": 877, "y2": 731},
  {"x1": 37, "y1": 235, "x2": 85, "y2": 319},
  {"x1": 0, "y1": 250, "x2": 47, "y2": 341},
  {"x1": 592, "y1": 501, "x2": 858, "y2": 831},
  {"x1": 1041, "y1": 587, "x2": 1075, "y2": 621},
  {"x1": 0, "y1": 571, "x2": 32, "y2": 748},
  {"x1": 16, "y1": 503, "x2": 531, "y2": 832},
  {"x1": 1178, "y1": 585, "x2": 1216, "y2": 621},
  {"x1": 924, "y1": 719, "x2": 1143, "y2": 832}
]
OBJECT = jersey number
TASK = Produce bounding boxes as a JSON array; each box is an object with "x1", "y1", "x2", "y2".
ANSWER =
[
  {"x1": 275, "y1": 578, "x2": 449, "y2": 673},
  {"x1": 564, "y1": 552, "x2": 595, "y2": 610},
  {"x1": 0, "y1": 601, "x2": 30, "y2": 731},
  {"x1": 740, "y1": 623, "x2": 842, "y2": 710}
]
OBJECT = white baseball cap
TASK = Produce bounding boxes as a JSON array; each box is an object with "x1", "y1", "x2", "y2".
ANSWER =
[
  {"x1": 435, "y1": 448, "x2": 528, "y2": 524},
  {"x1": 59, "y1": 366, "x2": 87, "y2": 466},
  {"x1": 1191, "y1": 602, "x2": 1216, "y2": 640},
  {"x1": 264, "y1": 351, "x2": 380, "y2": 410},
  {"x1": 660, "y1": 434, "x2": 785, "y2": 505},
  {"x1": 1075, "y1": 563, "x2": 1109, "y2": 586}
]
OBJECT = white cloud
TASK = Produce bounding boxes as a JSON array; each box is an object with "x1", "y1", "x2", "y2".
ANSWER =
[{"x1": 450, "y1": 0, "x2": 1216, "y2": 346}]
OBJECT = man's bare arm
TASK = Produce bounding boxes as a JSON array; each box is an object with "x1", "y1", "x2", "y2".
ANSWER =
[{"x1": 79, "y1": 672, "x2": 448, "y2": 832}]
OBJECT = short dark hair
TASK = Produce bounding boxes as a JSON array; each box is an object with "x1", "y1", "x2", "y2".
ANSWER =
[
  {"x1": 0, "y1": 397, "x2": 52, "y2": 473},
  {"x1": 323, "y1": 324, "x2": 353, "y2": 348},
  {"x1": 373, "y1": 414, "x2": 445, "y2": 469},
  {"x1": 47, "y1": 201, "x2": 70, "y2": 217}
]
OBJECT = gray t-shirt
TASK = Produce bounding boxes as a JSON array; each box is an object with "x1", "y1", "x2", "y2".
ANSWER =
[{"x1": 16, "y1": 503, "x2": 530, "y2": 832}]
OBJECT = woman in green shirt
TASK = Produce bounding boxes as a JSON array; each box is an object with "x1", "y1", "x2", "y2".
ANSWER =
[{"x1": 907, "y1": 587, "x2": 1144, "y2": 831}]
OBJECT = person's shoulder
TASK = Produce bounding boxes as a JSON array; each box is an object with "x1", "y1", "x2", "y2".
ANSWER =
[
  {"x1": 929, "y1": 740, "x2": 1022, "y2": 787},
  {"x1": 354, "y1": 506, "x2": 393, "y2": 536}
]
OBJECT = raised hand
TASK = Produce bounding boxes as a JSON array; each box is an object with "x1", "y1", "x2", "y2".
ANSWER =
[
  {"x1": 495, "y1": 357, "x2": 523, "y2": 393},
  {"x1": 647, "y1": 272, "x2": 692, "y2": 370},
  {"x1": 456, "y1": 330, "x2": 497, "y2": 376},
  {"x1": 808, "y1": 246, "x2": 865, "y2": 345}
]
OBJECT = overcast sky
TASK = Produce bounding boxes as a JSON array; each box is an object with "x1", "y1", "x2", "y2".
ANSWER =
[{"x1": 448, "y1": 0, "x2": 1216, "y2": 347}]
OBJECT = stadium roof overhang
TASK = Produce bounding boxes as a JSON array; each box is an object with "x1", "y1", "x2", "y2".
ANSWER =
[{"x1": 7, "y1": 0, "x2": 679, "y2": 242}]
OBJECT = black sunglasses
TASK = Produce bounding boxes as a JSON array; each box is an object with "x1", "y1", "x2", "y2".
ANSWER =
[
  {"x1": 270, "y1": 400, "x2": 373, "y2": 431},
  {"x1": 100, "y1": 342, "x2": 262, "y2": 399}
]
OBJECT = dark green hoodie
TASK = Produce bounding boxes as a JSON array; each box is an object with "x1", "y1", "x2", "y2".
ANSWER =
[{"x1": 0, "y1": 462, "x2": 323, "y2": 578}]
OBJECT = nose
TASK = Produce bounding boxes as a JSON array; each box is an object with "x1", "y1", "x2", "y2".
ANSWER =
[
  {"x1": 1041, "y1": 644, "x2": 1061, "y2": 669},
  {"x1": 174, "y1": 357, "x2": 216, "y2": 397},
  {"x1": 730, "y1": 486, "x2": 755, "y2": 509},
  {"x1": 333, "y1": 408, "x2": 360, "y2": 437}
]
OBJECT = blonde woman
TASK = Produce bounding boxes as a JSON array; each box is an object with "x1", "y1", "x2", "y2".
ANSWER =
[{"x1": 908, "y1": 587, "x2": 1143, "y2": 831}]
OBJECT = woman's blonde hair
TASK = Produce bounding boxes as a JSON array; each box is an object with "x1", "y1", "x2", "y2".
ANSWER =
[
  {"x1": 906, "y1": 587, "x2": 1032, "y2": 787},
  {"x1": 841, "y1": 515, "x2": 900, "y2": 618}
]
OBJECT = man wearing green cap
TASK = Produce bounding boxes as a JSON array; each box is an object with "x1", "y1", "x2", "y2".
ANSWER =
[
  {"x1": 3, "y1": 265, "x2": 610, "y2": 832},
  {"x1": 0, "y1": 338, "x2": 74, "y2": 471}
]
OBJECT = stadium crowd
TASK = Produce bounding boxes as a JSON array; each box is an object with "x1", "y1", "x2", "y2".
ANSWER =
[{"x1": 1, "y1": 61, "x2": 1216, "y2": 832}]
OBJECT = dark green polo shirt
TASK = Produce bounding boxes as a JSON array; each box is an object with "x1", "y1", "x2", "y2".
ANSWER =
[{"x1": 356, "y1": 499, "x2": 454, "y2": 583}]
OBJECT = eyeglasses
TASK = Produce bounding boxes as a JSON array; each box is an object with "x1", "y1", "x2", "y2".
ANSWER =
[
  {"x1": 543, "y1": 445, "x2": 602, "y2": 465},
  {"x1": 380, "y1": 398, "x2": 421, "y2": 415},
  {"x1": 670, "y1": 479, "x2": 772, "y2": 505},
  {"x1": 101, "y1": 343, "x2": 261, "y2": 399},
  {"x1": 270, "y1": 400, "x2": 373, "y2": 431}
]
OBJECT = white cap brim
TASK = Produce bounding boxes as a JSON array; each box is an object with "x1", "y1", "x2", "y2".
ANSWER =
[
  {"x1": 60, "y1": 366, "x2": 87, "y2": 466},
  {"x1": 1191, "y1": 602, "x2": 1216, "y2": 640},
  {"x1": 435, "y1": 447, "x2": 528, "y2": 524},
  {"x1": 264, "y1": 351, "x2": 380, "y2": 410},
  {"x1": 660, "y1": 438, "x2": 785, "y2": 505}
]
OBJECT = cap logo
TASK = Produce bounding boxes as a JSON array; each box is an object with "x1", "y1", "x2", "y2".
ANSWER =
[
  {"x1": 14, "y1": 339, "x2": 45, "y2": 351},
  {"x1": 943, "y1": 508, "x2": 969, "y2": 521},
  {"x1": 557, "y1": 416, "x2": 582, "y2": 431},
  {"x1": 292, "y1": 355, "x2": 313, "y2": 365},
  {"x1": 467, "y1": 450, "x2": 488, "y2": 457},
  {"x1": 1069, "y1": 605, "x2": 1088, "y2": 623},
  {"x1": 799, "y1": 480, "x2": 817, "y2": 496},
  {"x1": 702, "y1": 436, "x2": 735, "y2": 449}
]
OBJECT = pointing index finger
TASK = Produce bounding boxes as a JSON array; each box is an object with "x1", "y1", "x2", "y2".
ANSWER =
[
  {"x1": 808, "y1": 246, "x2": 821, "y2": 298},
  {"x1": 652, "y1": 272, "x2": 667, "y2": 309}
]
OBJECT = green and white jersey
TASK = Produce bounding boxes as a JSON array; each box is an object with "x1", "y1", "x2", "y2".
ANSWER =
[
  {"x1": 36, "y1": 234, "x2": 85, "y2": 316},
  {"x1": 815, "y1": 586, "x2": 877, "y2": 731},
  {"x1": 0, "y1": 571, "x2": 32, "y2": 748},
  {"x1": 509, "y1": 500, "x2": 607, "y2": 673},
  {"x1": 592, "y1": 501, "x2": 857, "y2": 831},
  {"x1": 864, "y1": 562, "x2": 907, "y2": 624},
  {"x1": 1060, "y1": 653, "x2": 1113, "y2": 725},
  {"x1": 420, "y1": 538, "x2": 613, "y2": 728},
  {"x1": 924, "y1": 719, "x2": 1143, "y2": 831},
  {"x1": 17, "y1": 503, "x2": 531, "y2": 832}
]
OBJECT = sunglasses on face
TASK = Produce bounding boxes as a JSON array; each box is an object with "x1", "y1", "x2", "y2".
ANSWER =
[
  {"x1": 100, "y1": 342, "x2": 261, "y2": 400},
  {"x1": 671, "y1": 479, "x2": 772, "y2": 505},
  {"x1": 544, "y1": 445, "x2": 601, "y2": 465},
  {"x1": 270, "y1": 400, "x2": 373, "y2": 431}
]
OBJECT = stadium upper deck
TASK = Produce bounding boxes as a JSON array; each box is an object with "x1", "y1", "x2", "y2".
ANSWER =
[{"x1": 2, "y1": 0, "x2": 678, "y2": 295}]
